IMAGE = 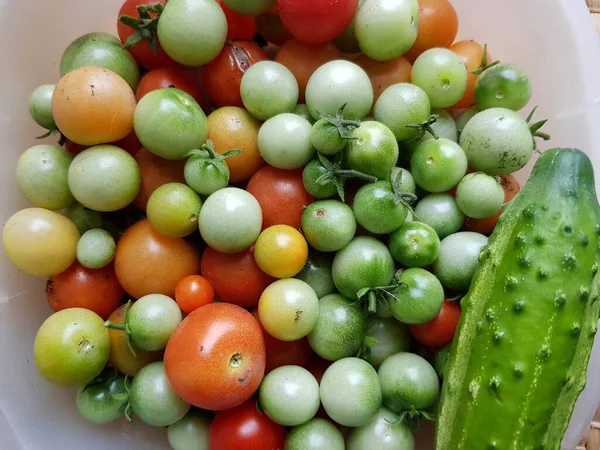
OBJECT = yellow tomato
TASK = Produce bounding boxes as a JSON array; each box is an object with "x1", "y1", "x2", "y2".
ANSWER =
[{"x1": 254, "y1": 225, "x2": 308, "y2": 278}]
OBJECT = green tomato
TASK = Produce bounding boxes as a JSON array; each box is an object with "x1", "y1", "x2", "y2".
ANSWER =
[
  {"x1": 459, "y1": 107, "x2": 534, "y2": 176},
  {"x1": 285, "y1": 418, "x2": 345, "y2": 450},
  {"x1": 157, "y1": 0, "x2": 227, "y2": 66},
  {"x1": 433, "y1": 232, "x2": 488, "y2": 291},
  {"x1": 292, "y1": 104, "x2": 315, "y2": 124},
  {"x1": 388, "y1": 268, "x2": 444, "y2": 325},
  {"x1": 414, "y1": 193, "x2": 464, "y2": 239},
  {"x1": 332, "y1": 236, "x2": 396, "y2": 299},
  {"x1": 259, "y1": 365, "x2": 320, "y2": 426},
  {"x1": 29, "y1": 84, "x2": 57, "y2": 130},
  {"x1": 374, "y1": 83, "x2": 431, "y2": 142},
  {"x1": 307, "y1": 293, "x2": 367, "y2": 361},
  {"x1": 17, "y1": 144, "x2": 74, "y2": 210},
  {"x1": 355, "y1": 0, "x2": 419, "y2": 62},
  {"x1": 352, "y1": 181, "x2": 408, "y2": 234},
  {"x1": 34, "y1": 308, "x2": 110, "y2": 386},
  {"x1": 333, "y1": 0, "x2": 365, "y2": 54},
  {"x1": 456, "y1": 173, "x2": 505, "y2": 219},
  {"x1": 68, "y1": 145, "x2": 141, "y2": 212},
  {"x1": 434, "y1": 344, "x2": 451, "y2": 379},
  {"x1": 77, "y1": 228, "x2": 116, "y2": 269},
  {"x1": 222, "y1": 0, "x2": 275, "y2": 15},
  {"x1": 147, "y1": 183, "x2": 202, "y2": 238},
  {"x1": 294, "y1": 251, "x2": 336, "y2": 299},
  {"x1": 302, "y1": 200, "x2": 356, "y2": 252},
  {"x1": 475, "y1": 63, "x2": 532, "y2": 111},
  {"x1": 320, "y1": 357, "x2": 382, "y2": 427},
  {"x1": 410, "y1": 138, "x2": 468, "y2": 193},
  {"x1": 258, "y1": 113, "x2": 316, "y2": 169},
  {"x1": 388, "y1": 221, "x2": 440, "y2": 267},
  {"x1": 455, "y1": 105, "x2": 478, "y2": 138},
  {"x1": 60, "y1": 32, "x2": 140, "y2": 90},
  {"x1": 347, "y1": 407, "x2": 415, "y2": 450},
  {"x1": 134, "y1": 88, "x2": 208, "y2": 160},
  {"x1": 76, "y1": 370, "x2": 128, "y2": 425},
  {"x1": 198, "y1": 187, "x2": 262, "y2": 253},
  {"x1": 311, "y1": 120, "x2": 346, "y2": 156},
  {"x1": 345, "y1": 121, "x2": 399, "y2": 180},
  {"x1": 411, "y1": 49, "x2": 468, "y2": 109},
  {"x1": 127, "y1": 294, "x2": 183, "y2": 351},
  {"x1": 168, "y1": 410, "x2": 211, "y2": 450},
  {"x1": 378, "y1": 352, "x2": 440, "y2": 412},
  {"x1": 302, "y1": 159, "x2": 338, "y2": 199},
  {"x1": 363, "y1": 317, "x2": 411, "y2": 369},
  {"x1": 406, "y1": 109, "x2": 458, "y2": 151},
  {"x1": 241, "y1": 61, "x2": 299, "y2": 121},
  {"x1": 390, "y1": 167, "x2": 416, "y2": 194},
  {"x1": 305, "y1": 60, "x2": 373, "y2": 120},
  {"x1": 67, "y1": 202, "x2": 104, "y2": 235},
  {"x1": 184, "y1": 154, "x2": 230, "y2": 196},
  {"x1": 130, "y1": 362, "x2": 191, "y2": 427}
]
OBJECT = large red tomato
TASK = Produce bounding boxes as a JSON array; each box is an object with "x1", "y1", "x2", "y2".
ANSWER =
[
  {"x1": 246, "y1": 166, "x2": 314, "y2": 229},
  {"x1": 116, "y1": 0, "x2": 179, "y2": 69},
  {"x1": 201, "y1": 246, "x2": 274, "y2": 308},
  {"x1": 164, "y1": 303, "x2": 266, "y2": 410},
  {"x1": 136, "y1": 67, "x2": 210, "y2": 111},
  {"x1": 209, "y1": 400, "x2": 287, "y2": 450},
  {"x1": 409, "y1": 300, "x2": 461, "y2": 348},
  {"x1": 218, "y1": 0, "x2": 257, "y2": 40},
  {"x1": 278, "y1": 0, "x2": 359, "y2": 44}
]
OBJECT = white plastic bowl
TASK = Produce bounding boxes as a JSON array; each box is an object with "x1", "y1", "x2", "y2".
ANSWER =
[{"x1": 1, "y1": 0, "x2": 600, "y2": 448}]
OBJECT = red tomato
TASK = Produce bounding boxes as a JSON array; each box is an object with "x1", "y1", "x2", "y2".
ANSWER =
[
  {"x1": 164, "y1": 303, "x2": 266, "y2": 410},
  {"x1": 116, "y1": 0, "x2": 179, "y2": 69},
  {"x1": 136, "y1": 67, "x2": 210, "y2": 112},
  {"x1": 278, "y1": 0, "x2": 359, "y2": 44},
  {"x1": 218, "y1": 0, "x2": 257, "y2": 40},
  {"x1": 200, "y1": 246, "x2": 274, "y2": 308},
  {"x1": 409, "y1": 300, "x2": 461, "y2": 348},
  {"x1": 64, "y1": 131, "x2": 141, "y2": 157},
  {"x1": 246, "y1": 166, "x2": 314, "y2": 229},
  {"x1": 209, "y1": 400, "x2": 287, "y2": 450},
  {"x1": 405, "y1": 0, "x2": 459, "y2": 62},
  {"x1": 46, "y1": 262, "x2": 125, "y2": 320},
  {"x1": 250, "y1": 309, "x2": 313, "y2": 372},
  {"x1": 175, "y1": 275, "x2": 215, "y2": 314},
  {"x1": 255, "y1": 5, "x2": 292, "y2": 47},
  {"x1": 202, "y1": 41, "x2": 269, "y2": 108}
]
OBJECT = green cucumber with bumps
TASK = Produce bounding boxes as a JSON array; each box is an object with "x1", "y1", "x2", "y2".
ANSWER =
[{"x1": 436, "y1": 148, "x2": 600, "y2": 450}]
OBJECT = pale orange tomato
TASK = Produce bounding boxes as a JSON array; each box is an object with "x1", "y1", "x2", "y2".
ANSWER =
[
  {"x1": 354, "y1": 54, "x2": 412, "y2": 105},
  {"x1": 254, "y1": 225, "x2": 308, "y2": 278},
  {"x1": 451, "y1": 40, "x2": 491, "y2": 109}
]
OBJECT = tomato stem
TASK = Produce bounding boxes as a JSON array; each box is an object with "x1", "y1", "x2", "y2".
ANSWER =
[
  {"x1": 367, "y1": 291, "x2": 377, "y2": 314},
  {"x1": 406, "y1": 114, "x2": 440, "y2": 142},
  {"x1": 104, "y1": 321, "x2": 127, "y2": 332},
  {"x1": 335, "y1": 170, "x2": 378, "y2": 183}
]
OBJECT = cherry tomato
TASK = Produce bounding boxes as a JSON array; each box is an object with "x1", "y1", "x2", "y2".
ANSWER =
[
  {"x1": 354, "y1": 54, "x2": 412, "y2": 105},
  {"x1": 114, "y1": 219, "x2": 201, "y2": 298},
  {"x1": 201, "y1": 246, "x2": 275, "y2": 308},
  {"x1": 209, "y1": 400, "x2": 287, "y2": 450},
  {"x1": 275, "y1": 40, "x2": 341, "y2": 102},
  {"x1": 175, "y1": 275, "x2": 215, "y2": 314},
  {"x1": 164, "y1": 303, "x2": 266, "y2": 410},
  {"x1": 451, "y1": 40, "x2": 490, "y2": 109},
  {"x1": 117, "y1": 0, "x2": 179, "y2": 69},
  {"x1": 202, "y1": 41, "x2": 268, "y2": 108},
  {"x1": 246, "y1": 165, "x2": 314, "y2": 229},
  {"x1": 278, "y1": 0, "x2": 359, "y2": 44},
  {"x1": 136, "y1": 67, "x2": 209, "y2": 111},
  {"x1": 256, "y1": 5, "x2": 293, "y2": 47},
  {"x1": 409, "y1": 300, "x2": 461, "y2": 348},
  {"x1": 254, "y1": 225, "x2": 308, "y2": 278},
  {"x1": 46, "y1": 261, "x2": 124, "y2": 320},
  {"x1": 405, "y1": 0, "x2": 459, "y2": 62},
  {"x1": 218, "y1": 0, "x2": 257, "y2": 40}
]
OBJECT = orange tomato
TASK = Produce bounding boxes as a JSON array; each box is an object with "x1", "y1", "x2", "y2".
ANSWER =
[
  {"x1": 207, "y1": 107, "x2": 264, "y2": 183},
  {"x1": 52, "y1": 67, "x2": 136, "y2": 146},
  {"x1": 175, "y1": 275, "x2": 215, "y2": 314},
  {"x1": 451, "y1": 40, "x2": 491, "y2": 109},
  {"x1": 254, "y1": 225, "x2": 309, "y2": 278},
  {"x1": 405, "y1": 0, "x2": 459, "y2": 62},
  {"x1": 114, "y1": 219, "x2": 201, "y2": 298},
  {"x1": 107, "y1": 304, "x2": 163, "y2": 376},
  {"x1": 275, "y1": 40, "x2": 341, "y2": 101},
  {"x1": 354, "y1": 54, "x2": 412, "y2": 104}
]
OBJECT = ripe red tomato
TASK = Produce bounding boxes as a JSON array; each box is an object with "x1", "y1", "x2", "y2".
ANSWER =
[
  {"x1": 409, "y1": 300, "x2": 461, "y2": 348},
  {"x1": 164, "y1": 303, "x2": 266, "y2": 410},
  {"x1": 278, "y1": 0, "x2": 359, "y2": 44},
  {"x1": 218, "y1": 0, "x2": 257, "y2": 40},
  {"x1": 200, "y1": 246, "x2": 274, "y2": 308},
  {"x1": 202, "y1": 41, "x2": 268, "y2": 108},
  {"x1": 136, "y1": 67, "x2": 210, "y2": 111},
  {"x1": 256, "y1": 5, "x2": 293, "y2": 47},
  {"x1": 116, "y1": 0, "x2": 179, "y2": 69},
  {"x1": 250, "y1": 309, "x2": 313, "y2": 372},
  {"x1": 46, "y1": 262, "x2": 125, "y2": 320},
  {"x1": 246, "y1": 166, "x2": 314, "y2": 229},
  {"x1": 175, "y1": 275, "x2": 215, "y2": 314},
  {"x1": 209, "y1": 400, "x2": 287, "y2": 450}
]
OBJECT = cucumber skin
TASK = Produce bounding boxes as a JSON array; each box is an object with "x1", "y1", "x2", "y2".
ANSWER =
[{"x1": 436, "y1": 149, "x2": 600, "y2": 450}]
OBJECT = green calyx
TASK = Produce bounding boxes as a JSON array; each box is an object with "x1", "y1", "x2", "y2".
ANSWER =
[
  {"x1": 186, "y1": 140, "x2": 242, "y2": 180},
  {"x1": 318, "y1": 104, "x2": 362, "y2": 140},
  {"x1": 526, "y1": 106, "x2": 551, "y2": 150},
  {"x1": 314, "y1": 152, "x2": 378, "y2": 202},
  {"x1": 471, "y1": 43, "x2": 501, "y2": 76},
  {"x1": 119, "y1": 2, "x2": 165, "y2": 53},
  {"x1": 406, "y1": 114, "x2": 440, "y2": 142}
]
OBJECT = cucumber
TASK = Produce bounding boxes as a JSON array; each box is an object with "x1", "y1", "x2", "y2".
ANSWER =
[{"x1": 436, "y1": 148, "x2": 600, "y2": 450}]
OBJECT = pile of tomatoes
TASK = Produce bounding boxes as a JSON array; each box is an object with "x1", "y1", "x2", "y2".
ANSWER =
[{"x1": 3, "y1": 0, "x2": 544, "y2": 448}]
